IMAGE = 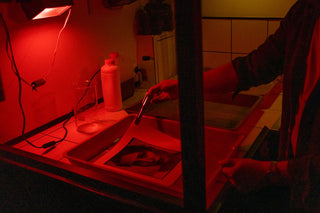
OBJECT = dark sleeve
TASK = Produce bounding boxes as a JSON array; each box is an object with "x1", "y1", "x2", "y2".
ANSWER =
[
  {"x1": 231, "y1": 1, "x2": 300, "y2": 91},
  {"x1": 287, "y1": 92, "x2": 320, "y2": 211},
  {"x1": 287, "y1": 154, "x2": 320, "y2": 211}
]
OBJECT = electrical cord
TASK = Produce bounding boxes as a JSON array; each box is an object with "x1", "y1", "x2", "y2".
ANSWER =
[
  {"x1": 40, "y1": 115, "x2": 72, "y2": 148},
  {"x1": 41, "y1": 67, "x2": 101, "y2": 148},
  {"x1": 1, "y1": 12, "x2": 74, "y2": 149},
  {"x1": 0, "y1": 13, "x2": 41, "y2": 148},
  {"x1": 4, "y1": 8, "x2": 72, "y2": 91},
  {"x1": 1, "y1": 11, "x2": 101, "y2": 149},
  {"x1": 5, "y1": 39, "x2": 33, "y2": 88},
  {"x1": 41, "y1": 68, "x2": 101, "y2": 148},
  {"x1": 43, "y1": 8, "x2": 72, "y2": 80},
  {"x1": 76, "y1": 68, "x2": 101, "y2": 106}
]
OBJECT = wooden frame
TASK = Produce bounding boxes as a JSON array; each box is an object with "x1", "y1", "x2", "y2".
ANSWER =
[{"x1": 175, "y1": 0, "x2": 207, "y2": 211}]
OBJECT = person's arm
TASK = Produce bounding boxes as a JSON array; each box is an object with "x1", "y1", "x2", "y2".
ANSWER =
[
  {"x1": 147, "y1": 63, "x2": 238, "y2": 103},
  {"x1": 147, "y1": 79, "x2": 179, "y2": 103},
  {"x1": 219, "y1": 158, "x2": 289, "y2": 192},
  {"x1": 148, "y1": 23, "x2": 287, "y2": 103},
  {"x1": 148, "y1": 0, "x2": 291, "y2": 103},
  {"x1": 203, "y1": 62, "x2": 238, "y2": 98},
  {"x1": 230, "y1": 1, "x2": 295, "y2": 92}
]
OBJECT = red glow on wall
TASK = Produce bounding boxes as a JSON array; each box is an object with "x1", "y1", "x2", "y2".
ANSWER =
[{"x1": 32, "y1": 6, "x2": 71, "y2": 20}]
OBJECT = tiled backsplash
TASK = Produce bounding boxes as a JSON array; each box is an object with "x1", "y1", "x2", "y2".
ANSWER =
[{"x1": 202, "y1": 18, "x2": 281, "y2": 69}]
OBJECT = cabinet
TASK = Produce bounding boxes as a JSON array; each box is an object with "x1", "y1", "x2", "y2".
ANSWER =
[
  {"x1": 136, "y1": 31, "x2": 177, "y2": 88},
  {"x1": 153, "y1": 31, "x2": 177, "y2": 83}
]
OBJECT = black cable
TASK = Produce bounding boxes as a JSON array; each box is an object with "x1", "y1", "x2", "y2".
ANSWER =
[
  {"x1": 0, "y1": 13, "x2": 43, "y2": 148},
  {"x1": 5, "y1": 30, "x2": 45, "y2": 92},
  {"x1": 1, "y1": 13, "x2": 101, "y2": 149},
  {"x1": 5, "y1": 39, "x2": 32, "y2": 88},
  {"x1": 42, "y1": 68, "x2": 101, "y2": 148},
  {"x1": 76, "y1": 68, "x2": 101, "y2": 106},
  {"x1": 41, "y1": 114, "x2": 72, "y2": 148},
  {"x1": 1, "y1": 13, "x2": 69, "y2": 148}
]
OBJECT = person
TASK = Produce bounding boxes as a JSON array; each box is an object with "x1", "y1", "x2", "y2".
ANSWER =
[{"x1": 146, "y1": 0, "x2": 320, "y2": 212}]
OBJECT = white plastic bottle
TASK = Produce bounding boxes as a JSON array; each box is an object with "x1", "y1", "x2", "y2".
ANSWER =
[{"x1": 101, "y1": 55, "x2": 122, "y2": 111}]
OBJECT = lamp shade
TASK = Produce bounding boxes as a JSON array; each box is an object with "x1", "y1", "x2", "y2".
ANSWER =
[{"x1": 21, "y1": 0, "x2": 73, "y2": 20}]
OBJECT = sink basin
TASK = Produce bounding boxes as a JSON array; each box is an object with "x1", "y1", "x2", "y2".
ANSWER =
[
  {"x1": 64, "y1": 114, "x2": 244, "y2": 197},
  {"x1": 125, "y1": 93, "x2": 262, "y2": 130}
]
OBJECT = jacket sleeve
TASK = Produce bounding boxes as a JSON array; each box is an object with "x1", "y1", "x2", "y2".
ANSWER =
[
  {"x1": 231, "y1": 2, "x2": 298, "y2": 92},
  {"x1": 287, "y1": 154, "x2": 320, "y2": 212},
  {"x1": 287, "y1": 83, "x2": 320, "y2": 211}
]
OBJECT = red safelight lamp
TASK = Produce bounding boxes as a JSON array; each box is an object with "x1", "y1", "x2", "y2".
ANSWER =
[{"x1": 21, "y1": 0, "x2": 73, "y2": 20}]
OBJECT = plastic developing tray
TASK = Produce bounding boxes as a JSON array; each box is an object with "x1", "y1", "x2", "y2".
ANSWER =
[
  {"x1": 125, "y1": 93, "x2": 262, "y2": 130},
  {"x1": 64, "y1": 114, "x2": 245, "y2": 196}
]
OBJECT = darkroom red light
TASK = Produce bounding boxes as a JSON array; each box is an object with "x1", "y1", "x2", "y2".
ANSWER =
[{"x1": 32, "y1": 6, "x2": 71, "y2": 20}]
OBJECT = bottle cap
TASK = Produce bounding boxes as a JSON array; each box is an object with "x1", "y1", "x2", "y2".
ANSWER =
[
  {"x1": 104, "y1": 58, "x2": 114, "y2": 66},
  {"x1": 109, "y1": 52, "x2": 119, "y2": 59}
]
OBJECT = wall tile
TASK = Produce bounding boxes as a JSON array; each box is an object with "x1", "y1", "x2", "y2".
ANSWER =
[
  {"x1": 232, "y1": 53, "x2": 247, "y2": 60},
  {"x1": 202, "y1": 19, "x2": 231, "y2": 52},
  {"x1": 232, "y1": 20, "x2": 268, "y2": 53},
  {"x1": 203, "y1": 52, "x2": 231, "y2": 70},
  {"x1": 268, "y1": 20, "x2": 281, "y2": 35}
]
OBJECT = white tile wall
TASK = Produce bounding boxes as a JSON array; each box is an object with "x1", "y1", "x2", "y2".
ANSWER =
[
  {"x1": 231, "y1": 19, "x2": 268, "y2": 53},
  {"x1": 202, "y1": 19, "x2": 231, "y2": 52},
  {"x1": 232, "y1": 53, "x2": 247, "y2": 60},
  {"x1": 202, "y1": 18, "x2": 282, "y2": 69},
  {"x1": 268, "y1": 20, "x2": 281, "y2": 35},
  {"x1": 203, "y1": 52, "x2": 231, "y2": 70}
]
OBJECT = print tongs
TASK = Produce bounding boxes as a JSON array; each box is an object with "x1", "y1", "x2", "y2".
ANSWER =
[{"x1": 134, "y1": 93, "x2": 151, "y2": 125}]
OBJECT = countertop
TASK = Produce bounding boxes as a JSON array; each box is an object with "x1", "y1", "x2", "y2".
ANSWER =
[{"x1": 5, "y1": 77, "x2": 283, "y2": 211}]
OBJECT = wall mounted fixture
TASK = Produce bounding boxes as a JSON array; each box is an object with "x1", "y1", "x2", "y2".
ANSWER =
[
  {"x1": 103, "y1": 0, "x2": 136, "y2": 8},
  {"x1": 21, "y1": 0, "x2": 73, "y2": 20}
]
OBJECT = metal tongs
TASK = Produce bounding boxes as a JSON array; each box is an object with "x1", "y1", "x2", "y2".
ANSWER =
[{"x1": 134, "y1": 93, "x2": 151, "y2": 125}]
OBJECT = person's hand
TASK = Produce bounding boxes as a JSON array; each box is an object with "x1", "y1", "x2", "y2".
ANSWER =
[
  {"x1": 147, "y1": 79, "x2": 179, "y2": 104},
  {"x1": 219, "y1": 158, "x2": 270, "y2": 193}
]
